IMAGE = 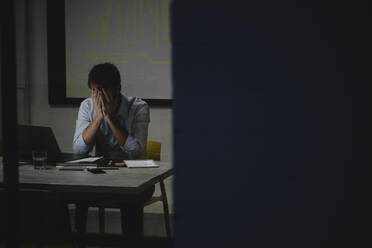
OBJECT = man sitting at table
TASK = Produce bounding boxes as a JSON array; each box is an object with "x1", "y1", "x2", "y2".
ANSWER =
[{"x1": 72, "y1": 62, "x2": 154, "y2": 236}]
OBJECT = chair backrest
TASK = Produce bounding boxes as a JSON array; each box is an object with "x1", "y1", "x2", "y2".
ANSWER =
[{"x1": 147, "y1": 140, "x2": 161, "y2": 161}]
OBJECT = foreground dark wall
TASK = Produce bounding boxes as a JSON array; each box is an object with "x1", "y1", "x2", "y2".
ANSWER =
[
  {"x1": 173, "y1": 1, "x2": 371, "y2": 247},
  {"x1": 1, "y1": 0, "x2": 19, "y2": 245}
]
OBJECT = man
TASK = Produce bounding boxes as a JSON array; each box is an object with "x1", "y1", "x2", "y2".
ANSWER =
[
  {"x1": 73, "y1": 63, "x2": 149, "y2": 159},
  {"x1": 72, "y1": 63, "x2": 154, "y2": 235}
]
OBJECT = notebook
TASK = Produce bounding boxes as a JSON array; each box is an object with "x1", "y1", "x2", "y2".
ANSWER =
[{"x1": 123, "y1": 160, "x2": 159, "y2": 168}]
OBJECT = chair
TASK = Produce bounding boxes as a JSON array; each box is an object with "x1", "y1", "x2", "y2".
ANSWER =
[
  {"x1": 97, "y1": 140, "x2": 172, "y2": 238},
  {"x1": 146, "y1": 140, "x2": 161, "y2": 161}
]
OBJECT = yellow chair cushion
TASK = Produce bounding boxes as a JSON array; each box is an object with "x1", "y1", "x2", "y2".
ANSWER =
[{"x1": 147, "y1": 140, "x2": 161, "y2": 161}]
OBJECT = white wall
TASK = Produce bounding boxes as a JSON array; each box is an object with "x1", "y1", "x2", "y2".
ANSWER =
[{"x1": 24, "y1": 0, "x2": 173, "y2": 213}]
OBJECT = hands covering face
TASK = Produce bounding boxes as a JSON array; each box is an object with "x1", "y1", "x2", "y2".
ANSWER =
[
  {"x1": 92, "y1": 87, "x2": 117, "y2": 119},
  {"x1": 92, "y1": 88, "x2": 103, "y2": 118},
  {"x1": 100, "y1": 88, "x2": 117, "y2": 118}
]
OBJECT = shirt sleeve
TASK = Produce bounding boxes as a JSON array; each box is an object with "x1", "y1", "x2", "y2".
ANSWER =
[
  {"x1": 120, "y1": 103, "x2": 150, "y2": 159},
  {"x1": 72, "y1": 100, "x2": 93, "y2": 154}
]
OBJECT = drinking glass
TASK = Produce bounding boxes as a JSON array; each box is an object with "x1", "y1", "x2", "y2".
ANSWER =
[{"x1": 32, "y1": 151, "x2": 47, "y2": 169}]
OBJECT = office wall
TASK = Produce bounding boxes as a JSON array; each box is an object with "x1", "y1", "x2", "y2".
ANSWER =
[
  {"x1": 15, "y1": 0, "x2": 30, "y2": 125},
  {"x1": 173, "y1": 1, "x2": 371, "y2": 247},
  {"x1": 24, "y1": 0, "x2": 173, "y2": 213}
]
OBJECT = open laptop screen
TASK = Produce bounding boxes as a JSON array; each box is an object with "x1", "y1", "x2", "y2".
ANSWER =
[{"x1": 17, "y1": 125, "x2": 62, "y2": 163}]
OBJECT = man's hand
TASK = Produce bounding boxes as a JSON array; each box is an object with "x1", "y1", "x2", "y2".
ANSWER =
[
  {"x1": 101, "y1": 89, "x2": 117, "y2": 119},
  {"x1": 92, "y1": 88, "x2": 103, "y2": 120},
  {"x1": 82, "y1": 88, "x2": 104, "y2": 146},
  {"x1": 99, "y1": 88, "x2": 128, "y2": 146}
]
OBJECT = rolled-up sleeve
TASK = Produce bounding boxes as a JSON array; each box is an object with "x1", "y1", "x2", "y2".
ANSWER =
[
  {"x1": 120, "y1": 103, "x2": 150, "y2": 159},
  {"x1": 72, "y1": 100, "x2": 93, "y2": 154}
]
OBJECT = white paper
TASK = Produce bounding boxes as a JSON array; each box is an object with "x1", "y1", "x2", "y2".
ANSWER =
[
  {"x1": 124, "y1": 160, "x2": 159, "y2": 168},
  {"x1": 65, "y1": 156, "x2": 103, "y2": 163}
]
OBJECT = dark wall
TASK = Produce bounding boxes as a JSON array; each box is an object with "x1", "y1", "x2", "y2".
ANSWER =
[
  {"x1": 1, "y1": 0, "x2": 19, "y2": 245},
  {"x1": 173, "y1": 1, "x2": 371, "y2": 247},
  {"x1": 0, "y1": 43, "x2": 2, "y2": 155}
]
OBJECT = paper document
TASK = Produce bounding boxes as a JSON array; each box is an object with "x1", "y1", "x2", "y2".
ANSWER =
[
  {"x1": 124, "y1": 160, "x2": 159, "y2": 168},
  {"x1": 65, "y1": 156, "x2": 103, "y2": 163}
]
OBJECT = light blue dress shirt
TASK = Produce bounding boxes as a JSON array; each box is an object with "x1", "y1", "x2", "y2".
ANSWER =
[{"x1": 72, "y1": 94, "x2": 150, "y2": 159}]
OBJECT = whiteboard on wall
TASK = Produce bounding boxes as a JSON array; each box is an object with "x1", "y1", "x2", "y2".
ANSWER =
[{"x1": 47, "y1": 0, "x2": 172, "y2": 106}]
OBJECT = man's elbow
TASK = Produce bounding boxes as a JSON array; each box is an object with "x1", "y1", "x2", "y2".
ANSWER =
[
  {"x1": 72, "y1": 143, "x2": 80, "y2": 154},
  {"x1": 129, "y1": 145, "x2": 147, "y2": 159},
  {"x1": 72, "y1": 142, "x2": 87, "y2": 154}
]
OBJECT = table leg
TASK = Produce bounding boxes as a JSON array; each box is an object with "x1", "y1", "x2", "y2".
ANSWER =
[{"x1": 160, "y1": 180, "x2": 171, "y2": 238}]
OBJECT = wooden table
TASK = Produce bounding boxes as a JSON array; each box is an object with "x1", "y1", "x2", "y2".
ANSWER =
[
  {"x1": 0, "y1": 162, "x2": 173, "y2": 201},
  {"x1": 0, "y1": 159, "x2": 174, "y2": 242},
  {"x1": 0, "y1": 160, "x2": 173, "y2": 237}
]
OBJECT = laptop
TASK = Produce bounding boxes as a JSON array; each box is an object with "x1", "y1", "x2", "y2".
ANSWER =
[{"x1": 17, "y1": 125, "x2": 88, "y2": 164}]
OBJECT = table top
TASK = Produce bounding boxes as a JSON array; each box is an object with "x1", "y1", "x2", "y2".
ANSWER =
[{"x1": 0, "y1": 161, "x2": 173, "y2": 195}]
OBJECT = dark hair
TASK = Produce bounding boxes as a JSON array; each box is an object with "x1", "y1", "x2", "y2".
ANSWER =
[{"x1": 87, "y1": 63, "x2": 121, "y2": 89}]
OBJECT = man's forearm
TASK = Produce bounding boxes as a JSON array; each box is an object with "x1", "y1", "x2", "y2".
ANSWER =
[
  {"x1": 106, "y1": 116, "x2": 128, "y2": 146},
  {"x1": 82, "y1": 116, "x2": 103, "y2": 145}
]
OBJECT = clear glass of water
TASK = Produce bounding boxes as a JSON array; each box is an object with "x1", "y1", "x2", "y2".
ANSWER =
[{"x1": 32, "y1": 151, "x2": 47, "y2": 169}]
